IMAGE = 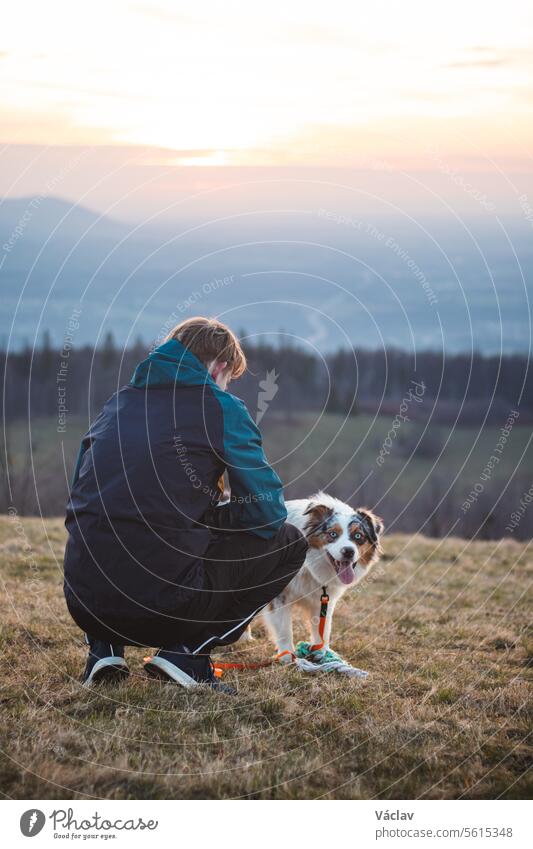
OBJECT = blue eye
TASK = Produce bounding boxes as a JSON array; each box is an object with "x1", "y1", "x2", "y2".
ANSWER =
[
  {"x1": 328, "y1": 530, "x2": 338, "y2": 540},
  {"x1": 354, "y1": 532, "x2": 362, "y2": 541}
]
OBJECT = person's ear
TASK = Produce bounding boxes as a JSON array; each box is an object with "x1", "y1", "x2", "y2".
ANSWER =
[{"x1": 210, "y1": 360, "x2": 228, "y2": 381}]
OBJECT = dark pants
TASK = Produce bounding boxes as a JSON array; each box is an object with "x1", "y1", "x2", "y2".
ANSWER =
[
  {"x1": 72, "y1": 522, "x2": 307, "y2": 652},
  {"x1": 184, "y1": 522, "x2": 307, "y2": 653}
]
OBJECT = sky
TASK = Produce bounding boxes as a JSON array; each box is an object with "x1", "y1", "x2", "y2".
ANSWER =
[
  {"x1": 1, "y1": 1, "x2": 532, "y2": 216},
  {"x1": 1, "y1": 2, "x2": 532, "y2": 355}
]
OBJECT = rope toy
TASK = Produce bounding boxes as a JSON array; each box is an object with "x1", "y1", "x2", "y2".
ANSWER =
[{"x1": 293, "y1": 642, "x2": 368, "y2": 677}]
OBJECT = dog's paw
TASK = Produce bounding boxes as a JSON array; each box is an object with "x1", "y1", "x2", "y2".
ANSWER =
[
  {"x1": 275, "y1": 650, "x2": 295, "y2": 665},
  {"x1": 239, "y1": 626, "x2": 254, "y2": 642}
]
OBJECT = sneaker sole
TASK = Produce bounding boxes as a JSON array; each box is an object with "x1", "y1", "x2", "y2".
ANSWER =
[
  {"x1": 83, "y1": 657, "x2": 129, "y2": 686},
  {"x1": 144, "y1": 656, "x2": 202, "y2": 689}
]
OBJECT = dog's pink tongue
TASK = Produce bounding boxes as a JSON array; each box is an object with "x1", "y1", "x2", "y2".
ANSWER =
[{"x1": 337, "y1": 560, "x2": 355, "y2": 584}]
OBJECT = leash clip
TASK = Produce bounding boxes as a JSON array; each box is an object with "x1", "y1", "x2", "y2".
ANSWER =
[{"x1": 320, "y1": 585, "x2": 329, "y2": 617}]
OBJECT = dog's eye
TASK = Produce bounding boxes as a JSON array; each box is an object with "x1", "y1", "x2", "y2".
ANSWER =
[
  {"x1": 354, "y1": 532, "x2": 363, "y2": 541},
  {"x1": 328, "y1": 530, "x2": 338, "y2": 540}
]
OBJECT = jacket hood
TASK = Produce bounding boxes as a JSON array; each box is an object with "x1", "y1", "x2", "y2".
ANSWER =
[{"x1": 131, "y1": 339, "x2": 215, "y2": 389}]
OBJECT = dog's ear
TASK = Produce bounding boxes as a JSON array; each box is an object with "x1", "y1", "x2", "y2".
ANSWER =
[
  {"x1": 358, "y1": 508, "x2": 384, "y2": 543},
  {"x1": 303, "y1": 500, "x2": 334, "y2": 530}
]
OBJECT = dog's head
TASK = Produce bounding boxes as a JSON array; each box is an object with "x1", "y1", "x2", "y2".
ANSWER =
[{"x1": 303, "y1": 493, "x2": 384, "y2": 586}]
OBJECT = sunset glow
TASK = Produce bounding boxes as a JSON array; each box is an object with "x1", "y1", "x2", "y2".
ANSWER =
[{"x1": 2, "y1": 0, "x2": 533, "y2": 168}]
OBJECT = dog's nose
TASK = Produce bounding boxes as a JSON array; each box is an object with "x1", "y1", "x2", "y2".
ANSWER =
[{"x1": 341, "y1": 546, "x2": 355, "y2": 560}]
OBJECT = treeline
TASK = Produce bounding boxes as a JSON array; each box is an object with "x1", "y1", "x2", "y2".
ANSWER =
[
  {"x1": 2, "y1": 336, "x2": 532, "y2": 538},
  {"x1": 2, "y1": 333, "x2": 532, "y2": 423}
]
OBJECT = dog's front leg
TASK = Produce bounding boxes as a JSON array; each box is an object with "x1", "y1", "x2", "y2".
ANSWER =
[
  {"x1": 262, "y1": 598, "x2": 294, "y2": 663},
  {"x1": 238, "y1": 624, "x2": 254, "y2": 642}
]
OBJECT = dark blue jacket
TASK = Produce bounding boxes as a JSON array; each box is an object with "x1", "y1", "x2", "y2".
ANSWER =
[{"x1": 63, "y1": 339, "x2": 287, "y2": 644}]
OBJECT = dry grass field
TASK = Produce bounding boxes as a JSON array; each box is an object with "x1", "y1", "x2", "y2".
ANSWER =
[{"x1": 0, "y1": 515, "x2": 531, "y2": 800}]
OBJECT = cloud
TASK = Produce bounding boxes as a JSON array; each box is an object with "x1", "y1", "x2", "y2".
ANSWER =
[
  {"x1": 132, "y1": 4, "x2": 197, "y2": 25},
  {"x1": 443, "y1": 58, "x2": 509, "y2": 69},
  {"x1": 441, "y1": 46, "x2": 516, "y2": 69},
  {"x1": 20, "y1": 78, "x2": 154, "y2": 102}
]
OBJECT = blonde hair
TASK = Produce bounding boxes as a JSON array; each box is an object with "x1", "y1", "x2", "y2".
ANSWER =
[{"x1": 164, "y1": 316, "x2": 246, "y2": 379}]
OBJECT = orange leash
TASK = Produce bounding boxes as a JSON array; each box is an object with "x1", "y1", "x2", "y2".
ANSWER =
[
  {"x1": 212, "y1": 650, "x2": 294, "y2": 678},
  {"x1": 309, "y1": 587, "x2": 329, "y2": 652}
]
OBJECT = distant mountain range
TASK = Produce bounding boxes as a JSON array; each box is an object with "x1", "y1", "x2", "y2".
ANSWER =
[
  {"x1": 0, "y1": 195, "x2": 128, "y2": 245},
  {"x1": 1, "y1": 196, "x2": 531, "y2": 354}
]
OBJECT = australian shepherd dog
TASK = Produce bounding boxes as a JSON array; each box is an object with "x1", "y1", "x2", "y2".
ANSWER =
[{"x1": 247, "y1": 492, "x2": 384, "y2": 661}]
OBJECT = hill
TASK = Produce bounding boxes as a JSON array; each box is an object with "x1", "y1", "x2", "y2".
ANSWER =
[
  {"x1": 0, "y1": 516, "x2": 530, "y2": 799},
  {"x1": 0, "y1": 196, "x2": 127, "y2": 247},
  {"x1": 2, "y1": 196, "x2": 533, "y2": 354}
]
